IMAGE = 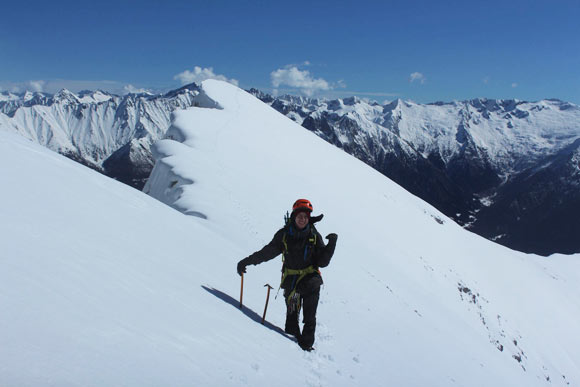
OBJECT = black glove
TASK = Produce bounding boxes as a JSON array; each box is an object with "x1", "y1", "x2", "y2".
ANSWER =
[
  {"x1": 237, "y1": 259, "x2": 249, "y2": 276},
  {"x1": 326, "y1": 233, "x2": 338, "y2": 243}
]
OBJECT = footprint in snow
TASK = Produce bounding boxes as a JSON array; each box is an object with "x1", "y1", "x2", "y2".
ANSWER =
[{"x1": 316, "y1": 323, "x2": 333, "y2": 342}]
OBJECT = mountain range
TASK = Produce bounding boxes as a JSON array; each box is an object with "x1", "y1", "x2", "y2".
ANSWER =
[
  {"x1": 0, "y1": 84, "x2": 199, "y2": 188},
  {"x1": 1, "y1": 84, "x2": 578, "y2": 256}
]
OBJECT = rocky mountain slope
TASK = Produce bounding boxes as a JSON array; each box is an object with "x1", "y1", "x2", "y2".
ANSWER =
[{"x1": 0, "y1": 84, "x2": 200, "y2": 188}]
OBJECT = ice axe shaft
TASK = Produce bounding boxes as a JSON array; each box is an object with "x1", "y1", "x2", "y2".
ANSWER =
[
  {"x1": 239, "y1": 273, "x2": 244, "y2": 309},
  {"x1": 262, "y1": 284, "x2": 274, "y2": 324}
]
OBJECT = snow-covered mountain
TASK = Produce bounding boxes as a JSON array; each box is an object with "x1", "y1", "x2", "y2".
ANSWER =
[
  {"x1": 0, "y1": 85, "x2": 200, "y2": 188},
  {"x1": 2, "y1": 81, "x2": 579, "y2": 386},
  {"x1": 2, "y1": 85, "x2": 579, "y2": 255},
  {"x1": 249, "y1": 90, "x2": 580, "y2": 256}
]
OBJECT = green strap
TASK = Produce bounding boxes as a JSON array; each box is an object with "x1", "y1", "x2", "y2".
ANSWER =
[
  {"x1": 282, "y1": 233, "x2": 288, "y2": 262},
  {"x1": 281, "y1": 265, "x2": 318, "y2": 303}
]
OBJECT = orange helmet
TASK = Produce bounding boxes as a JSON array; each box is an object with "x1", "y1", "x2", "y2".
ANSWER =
[{"x1": 292, "y1": 199, "x2": 313, "y2": 214}]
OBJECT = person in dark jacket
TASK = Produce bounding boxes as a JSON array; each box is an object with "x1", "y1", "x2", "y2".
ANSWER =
[{"x1": 237, "y1": 199, "x2": 337, "y2": 351}]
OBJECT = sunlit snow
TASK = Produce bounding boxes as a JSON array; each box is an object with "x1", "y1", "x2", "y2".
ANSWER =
[{"x1": 1, "y1": 80, "x2": 579, "y2": 386}]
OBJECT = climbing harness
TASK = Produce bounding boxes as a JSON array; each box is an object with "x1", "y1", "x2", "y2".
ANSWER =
[{"x1": 281, "y1": 265, "x2": 319, "y2": 303}]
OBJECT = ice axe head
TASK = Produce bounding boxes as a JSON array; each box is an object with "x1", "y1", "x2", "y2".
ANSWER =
[{"x1": 261, "y1": 284, "x2": 274, "y2": 324}]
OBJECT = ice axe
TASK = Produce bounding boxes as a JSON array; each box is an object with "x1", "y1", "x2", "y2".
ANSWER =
[
  {"x1": 239, "y1": 273, "x2": 244, "y2": 309},
  {"x1": 261, "y1": 284, "x2": 274, "y2": 324}
]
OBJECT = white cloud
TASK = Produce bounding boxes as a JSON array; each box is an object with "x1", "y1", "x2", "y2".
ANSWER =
[
  {"x1": 173, "y1": 67, "x2": 239, "y2": 86},
  {"x1": 270, "y1": 66, "x2": 331, "y2": 96},
  {"x1": 511, "y1": 82, "x2": 518, "y2": 88},
  {"x1": 123, "y1": 84, "x2": 150, "y2": 94},
  {"x1": 28, "y1": 80, "x2": 46, "y2": 92},
  {"x1": 1, "y1": 81, "x2": 46, "y2": 93},
  {"x1": 409, "y1": 72, "x2": 426, "y2": 84}
]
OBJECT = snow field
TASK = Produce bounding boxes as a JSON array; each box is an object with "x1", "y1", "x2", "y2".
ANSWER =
[{"x1": 0, "y1": 78, "x2": 579, "y2": 386}]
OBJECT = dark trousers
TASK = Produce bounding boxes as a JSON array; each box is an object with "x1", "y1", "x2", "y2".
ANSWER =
[{"x1": 284, "y1": 287, "x2": 320, "y2": 349}]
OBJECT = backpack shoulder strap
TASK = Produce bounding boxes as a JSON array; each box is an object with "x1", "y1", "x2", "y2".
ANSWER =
[{"x1": 308, "y1": 226, "x2": 317, "y2": 246}]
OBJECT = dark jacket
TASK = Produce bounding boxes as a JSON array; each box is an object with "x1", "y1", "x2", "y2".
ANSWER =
[{"x1": 242, "y1": 221, "x2": 336, "y2": 293}]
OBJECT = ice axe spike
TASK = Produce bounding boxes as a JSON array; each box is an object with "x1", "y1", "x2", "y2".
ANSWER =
[{"x1": 262, "y1": 284, "x2": 274, "y2": 324}]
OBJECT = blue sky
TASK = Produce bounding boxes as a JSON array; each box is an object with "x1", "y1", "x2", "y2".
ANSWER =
[{"x1": 1, "y1": 0, "x2": 579, "y2": 103}]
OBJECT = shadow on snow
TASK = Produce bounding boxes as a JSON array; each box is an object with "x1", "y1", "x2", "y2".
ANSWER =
[{"x1": 201, "y1": 285, "x2": 295, "y2": 342}]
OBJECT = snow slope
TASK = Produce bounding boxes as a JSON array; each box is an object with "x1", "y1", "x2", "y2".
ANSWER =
[
  {"x1": 144, "y1": 80, "x2": 580, "y2": 385},
  {"x1": 0, "y1": 78, "x2": 579, "y2": 386}
]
